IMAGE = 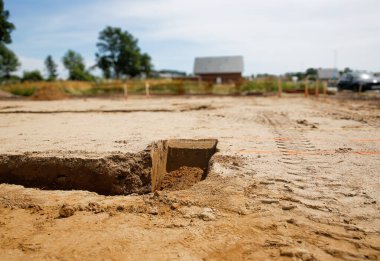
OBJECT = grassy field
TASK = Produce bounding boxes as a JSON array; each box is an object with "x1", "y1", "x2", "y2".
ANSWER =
[
  {"x1": 241, "y1": 78, "x2": 324, "y2": 93},
  {"x1": 0, "y1": 80, "x2": 206, "y2": 97},
  {"x1": 0, "y1": 78, "x2": 325, "y2": 98}
]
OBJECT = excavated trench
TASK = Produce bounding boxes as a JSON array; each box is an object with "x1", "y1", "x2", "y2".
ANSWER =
[{"x1": 0, "y1": 139, "x2": 217, "y2": 195}]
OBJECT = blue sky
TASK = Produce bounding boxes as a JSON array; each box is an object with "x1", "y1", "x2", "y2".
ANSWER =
[{"x1": 4, "y1": 0, "x2": 380, "y2": 78}]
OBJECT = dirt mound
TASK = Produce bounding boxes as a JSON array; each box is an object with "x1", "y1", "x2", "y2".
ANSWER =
[
  {"x1": 160, "y1": 166, "x2": 204, "y2": 191},
  {"x1": 32, "y1": 86, "x2": 68, "y2": 100}
]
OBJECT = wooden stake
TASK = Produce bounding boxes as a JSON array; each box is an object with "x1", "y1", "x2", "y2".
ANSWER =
[
  {"x1": 315, "y1": 80, "x2": 319, "y2": 98},
  {"x1": 145, "y1": 81, "x2": 150, "y2": 97},
  {"x1": 323, "y1": 81, "x2": 327, "y2": 97},
  {"x1": 150, "y1": 140, "x2": 168, "y2": 192},
  {"x1": 304, "y1": 79, "x2": 309, "y2": 98},
  {"x1": 278, "y1": 78, "x2": 282, "y2": 97}
]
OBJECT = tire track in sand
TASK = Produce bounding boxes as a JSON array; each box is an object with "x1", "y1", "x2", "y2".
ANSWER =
[{"x1": 253, "y1": 111, "x2": 379, "y2": 258}]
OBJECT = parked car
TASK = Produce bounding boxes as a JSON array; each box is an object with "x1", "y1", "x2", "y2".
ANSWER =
[{"x1": 337, "y1": 72, "x2": 380, "y2": 92}]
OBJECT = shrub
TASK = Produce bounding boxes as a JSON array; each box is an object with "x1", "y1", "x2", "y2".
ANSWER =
[
  {"x1": 22, "y1": 70, "x2": 44, "y2": 82},
  {"x1": 3, "y1": 85, "x2": 37, "y2": 96}
]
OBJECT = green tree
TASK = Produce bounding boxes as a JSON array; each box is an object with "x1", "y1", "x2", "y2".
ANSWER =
[
  {"x1": 305, "y1": 68, "x2": 318, "y2": 76},
  {"x1": 0, "y1": 0, "x2": 20, "y2": 81},
  {"x1": 22, "y1": 70, "x2": 43, "y2": 82},
  {"x1": 0, "y1": 0, "x2": 15, "y2": 44},
  {"x1": 140, "y1": 53, "x2": 152, "y2": 77},
  {"x1": 305, "y1": 68, "x2": 317, "y2": 79},
  {"x1": 0, "y1": 43, "x2": 20, "y2": 78},
  {"x1": 95, "y1": 26, "x2": 153, "y2": 79},
  {"x1": 62, "y1": 50, "x2": 93, "y2": 81},
  {"x1": 44, "y1": 55, "x2": 58, "y2": 81},
  {"x1": 341, "y1": 67, "x2": 352, "y2": 74}
]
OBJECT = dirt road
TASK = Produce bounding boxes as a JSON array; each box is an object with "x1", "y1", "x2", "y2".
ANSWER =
[{"x1": 0, "y1": 95, "x2": 379, "y2": 260}]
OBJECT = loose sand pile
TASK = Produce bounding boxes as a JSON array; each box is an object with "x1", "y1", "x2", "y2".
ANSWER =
[{"x1": 160, "y1": 166, "x2": 204, "y2": 191}]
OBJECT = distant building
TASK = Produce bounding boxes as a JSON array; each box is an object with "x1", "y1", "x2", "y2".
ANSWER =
[
  {"x1": 155, "y1": 70, "x2": 187, "y2": 79},
  {"x1": 194, "y1": 56, "x2": 244, "y2": 84},
  {"x1": 317, "y1": 68, "x2": 340, "y2": 80}
]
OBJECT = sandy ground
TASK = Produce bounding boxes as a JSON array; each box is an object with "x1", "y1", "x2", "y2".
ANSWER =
[{"x1": 0, "y1": 94, "x2": 379, "y2": 260}]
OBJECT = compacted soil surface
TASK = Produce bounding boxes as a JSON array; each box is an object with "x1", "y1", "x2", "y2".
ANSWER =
[{"x1": 0, "y1": 94, "x2": 379, "y2": 260}]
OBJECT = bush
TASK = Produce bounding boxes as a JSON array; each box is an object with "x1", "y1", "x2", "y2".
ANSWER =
[
  {"x1": 69, "y1": 68, "x2": 94, "y2": 82},
  {"x1": 241, "y1": 78, "x2": 277, "y2": 93},
  {"x1": 4, "y1": 85, "x2": 37, "y2": 96},
  {"x1": 22, "y1": 70, "x2": 44, "y2": 82},
  {"x1": 242, "y1": 78, "x2": 303, "y2": 93}
]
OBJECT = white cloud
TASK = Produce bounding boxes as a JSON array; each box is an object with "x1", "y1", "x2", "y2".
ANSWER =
[
  {"x1": 12, "y1": 0, "x2": 380, "y2": 74},
  {"x1": 94, "y1": 0, "x2": 380, "y2": 73}
]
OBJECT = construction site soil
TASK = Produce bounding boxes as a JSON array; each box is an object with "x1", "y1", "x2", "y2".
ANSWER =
[{"x1": 0, "y1": 93, "x2": 379, "y2": 260}]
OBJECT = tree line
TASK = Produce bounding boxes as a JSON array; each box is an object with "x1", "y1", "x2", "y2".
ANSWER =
[{"x1": 0, "y1": 1, "x2": 153, "y2": 82}]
